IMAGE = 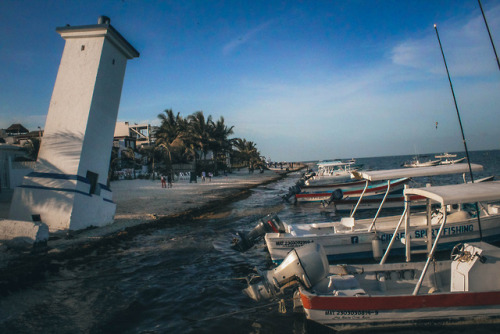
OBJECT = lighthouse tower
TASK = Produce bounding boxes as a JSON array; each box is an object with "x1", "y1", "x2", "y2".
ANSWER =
[{"x1": 9, "y1": 17, "x2": 139, "y2": 231}]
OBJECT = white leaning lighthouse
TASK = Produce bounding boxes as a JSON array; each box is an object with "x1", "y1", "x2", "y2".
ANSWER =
[{"x1": 9, "y1": 16, "x2": 139, "y2": 232}]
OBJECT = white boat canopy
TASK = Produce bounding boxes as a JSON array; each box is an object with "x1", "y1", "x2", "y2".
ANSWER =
[
  {"x1": 353, "y1": 163, "x2": 483, "y2": 181},
  {"x1": 435, "y1": 153, "x2": 457, "y2": 158},
  {"x1": 404, "y1": 180, "x2": 500, "y2": 205},
  {"x1": 317, "y1": 161, "x2": 353, "y2": 167}
]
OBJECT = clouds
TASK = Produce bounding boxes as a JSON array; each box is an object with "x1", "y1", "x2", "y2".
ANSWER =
[
  {"x1": 391, "y1": 4, "x2": 500, "y2": 77},
  {"x1": 227, "y1": 4, "x2": 500, "y2": 160},
  {"x1": 222, "y1": 20, "x2": 274, "y2": 56}
]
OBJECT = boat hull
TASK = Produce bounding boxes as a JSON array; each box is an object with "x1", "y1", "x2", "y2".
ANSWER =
[
  {"x1": 266, "y1": 214, "x2": 500, "y2": 264},
  {"x1": 331, "y1": 194, "x2": 425, "y2": 211},
  {"x1": 301, "y1": 289, "x2": 500, "y2": 331},
  {"x1": 295, "y1": 178, "x2": 409, "y2": 203}
]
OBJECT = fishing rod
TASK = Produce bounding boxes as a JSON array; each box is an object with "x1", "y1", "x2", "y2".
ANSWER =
[
  {"x1": 478, "y1": 0, "x2": 500, "y2": 71},
  {"x1": 433, "y1": 23, "x2": 483, "y2": 240}
]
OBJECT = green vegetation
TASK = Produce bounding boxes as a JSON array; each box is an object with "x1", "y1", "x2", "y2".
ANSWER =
[{"x1": 121, "y1": 109, "x2": 263, "y2": 180}]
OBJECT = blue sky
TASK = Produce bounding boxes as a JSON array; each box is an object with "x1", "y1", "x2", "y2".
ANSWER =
[{"x1": 1, "y1": 0, "x2": 500, "y2": 161}]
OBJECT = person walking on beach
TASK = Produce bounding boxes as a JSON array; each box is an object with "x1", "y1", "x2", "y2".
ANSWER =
[
  {"x1": 167, "y1": 173, "x2": 172, "y2": 188},
  {"x1": 202, "y1": 171, "x2": 206, "y2": 182},
  {"x1": 161, "y1": 175, "x2": 166, "y2": 188},
  {"x1": 208, "y1": 172, "x2": 212, "y2": 182}
]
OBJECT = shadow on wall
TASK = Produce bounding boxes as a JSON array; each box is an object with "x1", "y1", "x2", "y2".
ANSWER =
[{"x1": 9, "y1": 130, "x2": 102, "y2": 232}]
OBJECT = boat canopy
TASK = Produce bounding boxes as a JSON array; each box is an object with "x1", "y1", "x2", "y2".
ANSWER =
[
  {"x1": 353, "y1": 163, "x2": 483, "y2": 181},
  {"x1": 404, "y1": 181, "x2": 500, "y2": 205},
  {"x1": 435, "y1": 153, "x2": 457, "y2": 158},
  {"x1": 317, "y1": 161, "x2": 352, "y2": 167}
]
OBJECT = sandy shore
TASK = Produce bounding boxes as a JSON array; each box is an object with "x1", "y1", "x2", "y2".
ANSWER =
[{"x1": 102, "y1": 169, "x2": 289, "y2": 236}]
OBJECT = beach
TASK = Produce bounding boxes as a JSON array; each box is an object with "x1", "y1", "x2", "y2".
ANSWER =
[{"x1": 0, "y1": 167, "x2": 302, "y2": 269}]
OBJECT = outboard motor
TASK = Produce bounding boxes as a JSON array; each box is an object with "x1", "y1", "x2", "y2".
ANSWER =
[
  {"x1": 302, "y1": 171, "x2": 316, "y2": 183},
  {"x1": 282, "y1": 172, "x2": 316, "y2": 202},
  {"x1": 282, "y1": 184, "x2": 301, "y2": 202},
  {"x1": 244, "y1": 243, "x2": 329, "y2": 301},
  {"x1": 321, "y1": 188, "x2": 343, "y2": 207},
  {"x1": 231, "y1": 214, "x2": 285, "y2": 252}
]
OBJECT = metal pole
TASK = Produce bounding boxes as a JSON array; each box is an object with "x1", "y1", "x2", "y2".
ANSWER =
[
  {"x1": 413, "y1": 205, "x2": 448, "y2": 295},
  {"x1": 478, "y1": 0, "x2": 500, "y2": 71},
  {"x1": 368, "y1": 180, "x2": 391, "y2": 232},
  {"x1": 350, "y1": 180, "x2": 368, "y2": 218},
  {"x1": 433, "y1": 24, "x2": 483, "y2": 240}
]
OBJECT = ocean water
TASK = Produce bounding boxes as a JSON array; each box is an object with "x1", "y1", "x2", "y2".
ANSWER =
[{"x1": 0, "y1": 150, "x2": 499, "y2": 333}]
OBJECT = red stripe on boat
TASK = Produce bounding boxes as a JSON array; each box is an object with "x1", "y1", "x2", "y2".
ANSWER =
[{"x1": 300, "y1": 290, "x2": 500, "y2": 311}]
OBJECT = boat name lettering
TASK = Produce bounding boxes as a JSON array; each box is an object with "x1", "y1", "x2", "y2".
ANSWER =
[
  {"x1": 381, "y1": 224, "x2": 474, "y2": 242},
  {"x1": 325, "y1": 310, "x2": 379, "y2": 316},
  {"x1": 414, "y1": 225, "x2": 474, "y2": 238},
  {"x1": 380, "y1": 232, "x2": 405, "y2": 242},
  {"x1": 275, "y1": 240, "x2": 313, "y2": 247}
]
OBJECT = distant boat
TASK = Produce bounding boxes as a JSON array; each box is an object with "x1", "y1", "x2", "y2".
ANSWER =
[
  {"x1": 435, "y1": 153, "x2": 467, "y2": 165},
  {"x1": 305, "y1": 161, "x2": 361, "y2": 185},
  {"x1": 403, "y1": 157, "x2": 440, "y2": 168}
]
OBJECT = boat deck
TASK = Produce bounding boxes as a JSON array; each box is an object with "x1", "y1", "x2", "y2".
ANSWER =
[
  {"x1": 286, "y1": 213, "x2": 431, "y2": 237},
  {"x1": 317, "y1": 261, "x2": 452, "y2": 297}
]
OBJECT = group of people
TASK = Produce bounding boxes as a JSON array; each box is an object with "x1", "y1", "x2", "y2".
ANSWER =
[
  {"x1": 201, "y1": 171, "x2": 213, "y2": 182},
  {"x1": 160, "y1": 174, "x2": 172, "y2": 188},
  {"x1": 162, "y1": 170, "x2": 217, "y2": 186}
]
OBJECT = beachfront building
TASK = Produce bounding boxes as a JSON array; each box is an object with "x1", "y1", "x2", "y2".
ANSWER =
[
  {"x1": 9, "y1": 16, "x2": 139, "y2": 232},
  {"x1": 0, "y1": 144, "x2": 34, "y2": 192},
  {"x1": 0, "y1": 124, "x2": 42, "y2": 191},
  {"x1": 5, "y1": 124, "x2": 29, "y2": 137},
  {"x1": 114, "y1": 121, "x2": 138, "y2": 151}
]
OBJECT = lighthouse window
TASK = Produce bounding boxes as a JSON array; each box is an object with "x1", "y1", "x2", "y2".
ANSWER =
[
  {"x1": 81, "y1": 45, "x2": 85, "y2": 51},
  {"x1": 86, "y1": 171, "x2": 99, "y2": 195}
]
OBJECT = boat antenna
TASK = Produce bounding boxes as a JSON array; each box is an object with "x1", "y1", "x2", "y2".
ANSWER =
[
  {"x1": 478, "y1": 0, "x2": 500, "y2": 71},
  {"x1": 434, "y1": 23, "x2": 482, "y2": 240},
  {"x1": 434, "y1": 24, "x2": 475, "y2": 183}
]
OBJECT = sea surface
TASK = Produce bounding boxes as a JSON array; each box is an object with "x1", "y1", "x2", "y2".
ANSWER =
[{"x1": 1, "y1": 150, "x2": 499, "y2": 333}]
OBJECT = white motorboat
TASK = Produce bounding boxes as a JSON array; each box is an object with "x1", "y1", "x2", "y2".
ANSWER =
[
  {"x1": 435, "y1": 153, "x2": 467, "y2": 165},
  {"x1": 298, "y1": 181, "x2": 500, "y2": 331},
  {"x1": 244, "y1": 181, "x2": 500, "y2": 331},
  {"x1": 305, "y1": 161, "x2": 360, "y2": 186},
  {"x1": 265, "y1": 164, "x2": 488, "y2": 264},
  {"x1": 403, "y1": 157, "x2": 440, "y2": 168},
  {"x1": 294, "y1": 177, "x2": 410, "y2": 203}
]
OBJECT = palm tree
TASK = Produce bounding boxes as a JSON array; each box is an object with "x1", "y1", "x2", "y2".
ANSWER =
[
  {"x1": 232, "y1": 138, "x2": 262, "y2": 169},
  {"x1": 156, "y1": 109, "x2": 186, "y2": 144},
  {"x1": 210, "y1": 116, "x2": 234, "y2": 174},
  {"x1": 187, "y1": 111, "x2": 214, "y2": 161},
  {"x1": 152, "y1": 108, "x2": 261, "y2": 176},
  {"x1": 154, "y1": 109, "x2": 188, "y2": 170}
]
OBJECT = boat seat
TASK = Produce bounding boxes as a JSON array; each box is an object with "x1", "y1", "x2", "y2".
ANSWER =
[
  {"x1": 334, "y1": 217, "x2": 355, "y2": 232},
  {"x1": 447, "y1": 211, "x2": 471, "y2": 223},
  {"x1": 488, "y1": 204, "x2": 500, "y2": 215},
  {"x1": 314, "y1": 275, "x2": 366, "y2": 297},
  {"x1": 310, "y1": 222, "x2": 338, "y2": 229},
  {"x1": 288, "y1": 224, "x2": 318, "y2": 237}
]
